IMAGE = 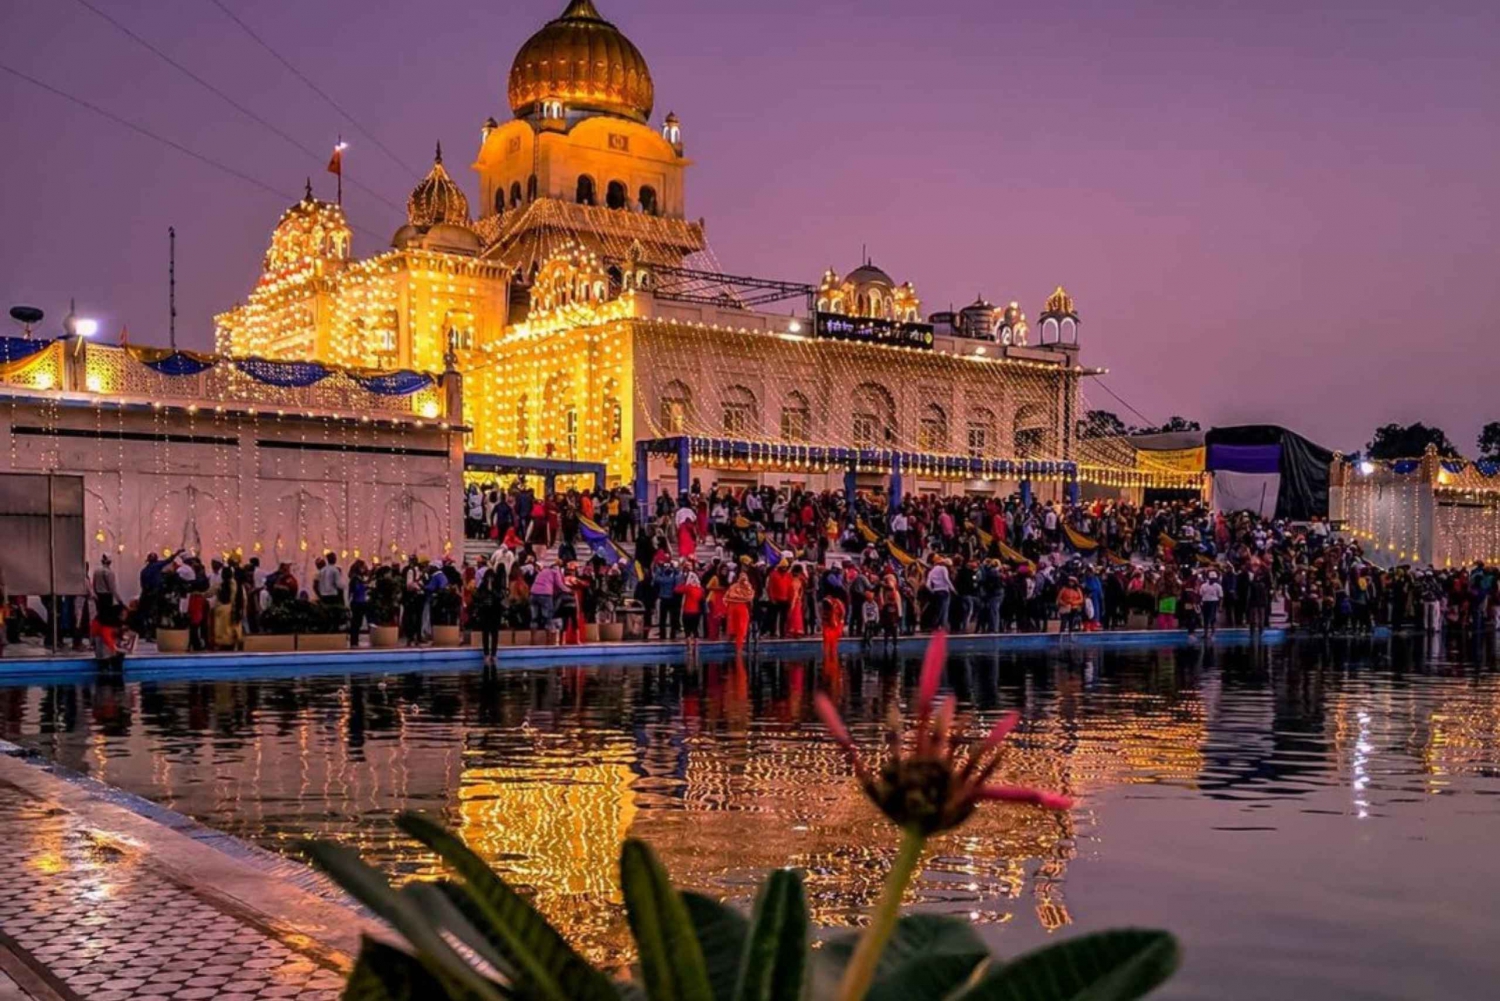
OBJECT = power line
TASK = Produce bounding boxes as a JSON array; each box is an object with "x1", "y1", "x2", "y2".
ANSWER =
[
  {"x1": 1091, "y1": 378, "x2": 1159, "y2": 428},
  {"x1": 70, "y1": 0, "x2": 405, "y2": 216},
  {"x1": 206, "y1": 0, "x2": 422, "y2": 179},
  {"x1": 0, "y1": 61, "x2": 388, "y2": 243}
]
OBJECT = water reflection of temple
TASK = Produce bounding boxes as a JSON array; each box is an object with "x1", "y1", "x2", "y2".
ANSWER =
[{"x1": 0, "y1": 651, "x2": 1221, "y2": 962}]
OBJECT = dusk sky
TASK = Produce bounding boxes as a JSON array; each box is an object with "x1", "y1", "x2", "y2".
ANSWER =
[{"x1": 3, "y1": 0, "x2": 1496, "y2": 453}]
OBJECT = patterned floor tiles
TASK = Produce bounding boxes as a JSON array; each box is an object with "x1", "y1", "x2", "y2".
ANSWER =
[{"x1": 0, "y1": 783, "x2": 348, "y2": 1000}]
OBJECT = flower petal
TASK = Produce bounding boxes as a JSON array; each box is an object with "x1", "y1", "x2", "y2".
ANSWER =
[
  {"x1": 977, "y1": 785, "x2": 1075, "y2": 811},
  {"x1": 980, "y1": 711, "x2": 1020, "y2": 752},
  {"x1": 814, "y1": 693, "x2": 856, "y2": 751},
  {"x1": 916, "y1": 630, "x2": 948, "y2": 725}
]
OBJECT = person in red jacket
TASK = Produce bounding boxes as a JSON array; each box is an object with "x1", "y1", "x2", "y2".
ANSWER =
[
  {"x1": 676, "y1": 569, "x2": 705, "y2": 653},
  {"x1": 765, "y1": 561, "x2": 794, "y2": 637}
]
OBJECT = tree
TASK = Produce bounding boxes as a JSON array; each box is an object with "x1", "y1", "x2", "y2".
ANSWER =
[
  {"x1": 1479, "y1": 422, "x2": 1500, "y2": 461},
  {"x1": 1132, "y1": 415, "x2": 1201, "y2": 435},
  {"x1": 1366, "y1": 422, "x2": 1459, "y2": 460},
  {"x1": 1078, "y1": 409, "x2": 1129, "y2": 439}
]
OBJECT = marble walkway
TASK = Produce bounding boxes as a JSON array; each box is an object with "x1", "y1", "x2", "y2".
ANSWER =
[{"x1": 0, "y1": 754, "x2": 381, "y2": 1000}]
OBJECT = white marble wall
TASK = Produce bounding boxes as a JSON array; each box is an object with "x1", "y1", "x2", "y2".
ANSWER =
[{"x1": 0, "y1": 399, "x2": 463, "y2": 597}]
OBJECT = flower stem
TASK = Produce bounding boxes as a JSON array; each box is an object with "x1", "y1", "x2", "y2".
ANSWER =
[{"x1": 838, "y1": 826, "x2": 927, "y2": 1001}]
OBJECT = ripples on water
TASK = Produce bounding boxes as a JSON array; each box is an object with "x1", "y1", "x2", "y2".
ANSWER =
[{"x1": 3, "y1": 635, "x2": 1499, "y2": 998}]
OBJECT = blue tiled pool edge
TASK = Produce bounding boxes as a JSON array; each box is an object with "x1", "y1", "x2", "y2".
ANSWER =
[{"x1": 0, "y1": 626, "x2": 1393, "y2": 684}]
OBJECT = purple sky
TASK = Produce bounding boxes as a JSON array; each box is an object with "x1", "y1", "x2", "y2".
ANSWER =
[{"x1": 3, "y1": 0, "x2": 1496, "y2": 453}]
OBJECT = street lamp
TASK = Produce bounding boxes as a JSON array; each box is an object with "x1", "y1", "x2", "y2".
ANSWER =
[{"x1": 61, "y1": 298, "x2": 97, "y2": 340}]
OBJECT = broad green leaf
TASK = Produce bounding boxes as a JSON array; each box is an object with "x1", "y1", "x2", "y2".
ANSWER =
[
  {"x1": 863, "y1": 953, "x2": 989, "y2": 1001},
  {"x1": 405, "y1": 882, "x2": 523, "y2": 988},
  {"x1": 953, "y1": 929, "x2": 1180, "y2": 1001},
  {"x1": 396, "y1": 813, "x2": 620, "y2": 1001},
  {"x1": 683, "y1": 892, "x2": 749, "y2": 1001},
  {"x1": 733, "y1": 870, "x2": 808, "y2": 1001},
  {"x1": 342, "y1": 936, "x2": 492, "y2": 1001},
  {"x1": 303, "y1": 842, "x2": 507, "y2": 1001},
  {"x1": 620, "y1": 837, "x2": 715, "y2": 1001},
  {"x1": 820, "y1": 913, "x2": 990, "y2": 979}
]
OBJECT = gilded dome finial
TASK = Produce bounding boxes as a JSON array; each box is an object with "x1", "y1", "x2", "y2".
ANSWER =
[
  {"x1": 508, "y1": 0, "x2": 654, "y2": 122},
  {"x1": 435, "y1": 141, "x2": 443, "y2": 164},
  {"x1": 303, "y1": 177, "x2": 312, "y2": 200}
]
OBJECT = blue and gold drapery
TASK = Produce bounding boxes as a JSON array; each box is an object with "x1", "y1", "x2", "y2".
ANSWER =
[
  {"x1": 233, "y1": 357, "x2": 333, "y2": 387},
  {"x1": 347, "y1": 369, "x2": 434, "y2": 396},
  {"x1": 126, "y1": 345, "x2": 217, "y2": 376}
]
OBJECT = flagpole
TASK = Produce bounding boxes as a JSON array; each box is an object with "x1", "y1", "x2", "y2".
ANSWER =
[{"x1": 335, "y1": 134, "x2": 344, "y2": 205}]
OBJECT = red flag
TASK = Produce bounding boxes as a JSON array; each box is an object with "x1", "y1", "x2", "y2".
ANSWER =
[
  {"x1": 119, "y1": 325, "x2": 130, "y2": 346},
  {"x1": 326, "y1": 146, "x2": 343, "y2": 176}
]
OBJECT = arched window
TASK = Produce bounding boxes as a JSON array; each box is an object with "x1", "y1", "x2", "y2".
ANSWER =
[
  {"x1": 638, "y1": 185, "x2": 658, "y2": 216},
  {"x1": 967, "y1": 407, "x2": 995, "y2": 458},
  {"x1": 444, "y1": 309, "x2": 475, "y2": 350},
  {"x1": 1013, "y1": 404, "x2": 1048, "y2": 458},
  {"x1": 606, "y1": 180, "x2": 628, "y2": 210},
  {"x1": 918, "y1": 403, "x2": 948, "y2": 451},
  {"x1": 576, "y1": 175, "x2": 596, "y2": 205},
  {"x1": 1061, "y1": 318, "x2": 1077, "y2": 343},
  {"x1": 510, "y1": 182, "x2": 523, "y2": 207},
  {"x1": 852, "y1": 382, "x2": 896, "y2": 447},
  {"x1": 780, "y1": 390, "x2": 811, "y2": 442},
  {"x1": 526, "y1": 174, "x2": 537, "y2": 201},
  {"x1": 494, "y1": 188, "x2": 506, "y2": 214},
  {"x1": 565, "y1": 407, "x2": 578, "y2": 457},
  {"x1": 660, "y1": 380, "x2": 691, "y2": 433},
  {"x1": 721, "y1": 385, "x2": 758, "y2": 436},
  {"x1": 516, "y1": 395, "x2": 530, "y2": 454},
  {"x1": 1041, "y1": 317, "x2": 1059, "y2": 344}
]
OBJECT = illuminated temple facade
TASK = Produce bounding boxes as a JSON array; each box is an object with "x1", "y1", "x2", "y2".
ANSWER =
[{"x1": 216, "y1": 0, "x2": 1092, "y2": 497}]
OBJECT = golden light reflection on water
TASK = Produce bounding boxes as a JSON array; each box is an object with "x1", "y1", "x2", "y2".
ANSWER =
[{"x1": 34, "y1": 643, "x2": 1500, "y2": 970}]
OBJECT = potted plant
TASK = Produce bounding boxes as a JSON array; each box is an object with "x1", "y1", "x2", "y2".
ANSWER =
[
  {"x1": 297, "y1": 600, "x2": 349, "y2": 651},
  {"x1": 597, "y1": 591, "x2": 624, "y2": 642},
  {"x1": 153, "y1": 575, "x2": 191, "y2": 653},
  {"x1": 367, "y1": 573, "x2": 404, "y2": 648},
  {"x1": 246, "y1": 600, "x2": 300, "y2": 652},
  {"x1": 430, "y1": 588, "x2": 463, "y2": 647}
]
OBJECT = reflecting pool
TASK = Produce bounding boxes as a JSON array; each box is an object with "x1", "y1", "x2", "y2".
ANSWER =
[{"x1": 3, "y1": 636, "x2": 1498, "y2": 998}]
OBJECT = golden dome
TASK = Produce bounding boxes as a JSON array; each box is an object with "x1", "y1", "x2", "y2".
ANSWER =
[
  {"x1": 508, "y1": 0, "x2": 654, "y2": 123},
  {"x1": 407, "y1": 143, "x2": 471, "y2": 228}
]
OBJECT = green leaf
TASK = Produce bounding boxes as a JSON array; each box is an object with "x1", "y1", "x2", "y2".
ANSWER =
[
  {"x1": 620, "y1": 838, "x2": 715, "y2": 1001},
  {"x1": 813, "y1": 914, "x2": 990, "y2": 1001},
  {"x1": 683, "y1": 893, "x2": 748, "y2": 1001},
  {"x1": 343, "y1": 936, "x2": 485, "y2": 1001},
  {"x1": 732, "y1": 870, "x2": 808, "y2": 1001},
  {"x1": 952, "y1": 930, "x2": 1180, "y2": 1001},
  {"x1": 302, "y1": 842, "x2": 507, "y2": 1001},
  {"x1": 863, "y1": 953, "x2": 988, "y2": 1001},
  {"x1": 394, "y1": 813, "x2": 621, "y2": 1001},
  {"x1": 821, "y1": 914, "x2": 990, "y2": 979}
]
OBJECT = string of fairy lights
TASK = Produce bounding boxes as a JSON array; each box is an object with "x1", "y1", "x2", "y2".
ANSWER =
[{"x1": 1340, "y1": 456, "x2": 1500, "y2": 565}]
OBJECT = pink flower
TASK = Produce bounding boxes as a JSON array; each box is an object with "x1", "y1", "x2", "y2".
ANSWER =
[{"x1": 813, "y1": 631, "x2": 1073, "y2": 835}]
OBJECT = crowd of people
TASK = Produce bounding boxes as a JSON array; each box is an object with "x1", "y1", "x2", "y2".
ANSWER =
[{"x1": 5, "y1": 481, "x2": 1498, "y2": 661}]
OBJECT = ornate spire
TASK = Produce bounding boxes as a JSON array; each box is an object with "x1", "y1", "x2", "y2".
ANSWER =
[
  {"x1": 1043, "y1": 285, "x2": 1076, "y2": 318},
  {"x1": 407, "y1": 146, "x2": 471, "y2": 228}
]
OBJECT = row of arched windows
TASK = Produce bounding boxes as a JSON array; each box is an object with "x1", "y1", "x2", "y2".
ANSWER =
[
  {"x1": 576, "y1": 175, "x2": 658, "y2": 215},
  {"x1": 656, "y1": 382, "x2": 1034, "y2": 456},
  {"x1": 493, "y1": 174, "x2": 661, "y2": 216},
  {"x1": 495, "y1": 175, "x2": 540, "y2": 213}
]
